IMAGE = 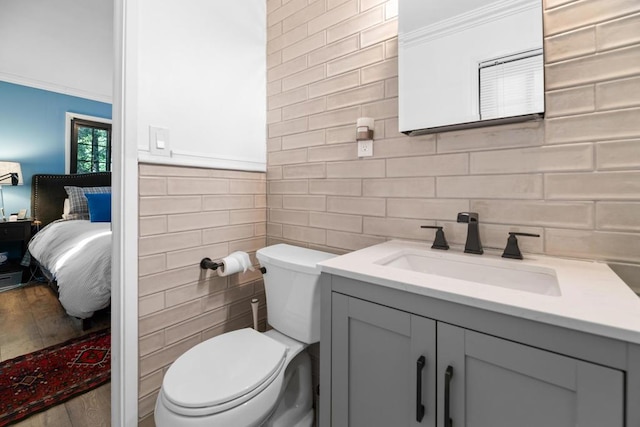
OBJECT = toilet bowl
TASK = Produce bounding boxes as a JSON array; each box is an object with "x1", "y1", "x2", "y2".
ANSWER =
[
  {"x1": 154, "y1": 244, "x2": 336, "y2": 427},
  {"x1": 155, "y1": 328, "x2": 312, "y2": 427}
]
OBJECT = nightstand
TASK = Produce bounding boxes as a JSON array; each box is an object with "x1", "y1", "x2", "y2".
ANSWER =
[{"x1": 0, "y1": 219, "x2": 32, "y2": 286}]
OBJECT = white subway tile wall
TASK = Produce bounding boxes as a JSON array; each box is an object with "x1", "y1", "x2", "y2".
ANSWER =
[
  {"x1": 138, "y1": 164, "x2": 267, "y2": 421},
  {"x1": 265, "y1": 0, "x2": 640, "y2": 265}
]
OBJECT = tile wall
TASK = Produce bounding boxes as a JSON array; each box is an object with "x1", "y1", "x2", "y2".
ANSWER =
[
  {"x1": 137, "y1": 164, "x2": 267, "y2": 422},
  {"x1": 265, "y1": 0, "x2": 640, "y2": 286}
]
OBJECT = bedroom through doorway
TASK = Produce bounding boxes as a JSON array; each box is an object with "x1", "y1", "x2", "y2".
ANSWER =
[{"x1": 0, "y1": 0, "x2": 118, "y2": 424}]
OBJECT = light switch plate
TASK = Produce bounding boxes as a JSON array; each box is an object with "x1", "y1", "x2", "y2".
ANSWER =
[
  {"x1": 358, "y1": 140, "x2": 373, "y2": 157},
  {"x1": 149, "y1": 126, "x2": 171, "y2": 157}
]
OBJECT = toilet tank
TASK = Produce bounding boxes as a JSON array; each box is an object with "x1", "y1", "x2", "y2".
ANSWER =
[{"x1": 256, "y1": 244, "x2": 337, "y2": 344}]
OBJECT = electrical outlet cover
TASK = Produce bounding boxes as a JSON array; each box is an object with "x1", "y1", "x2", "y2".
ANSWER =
[{"x1": 358, "y1": 140, "x2": 373, "y2": 157}]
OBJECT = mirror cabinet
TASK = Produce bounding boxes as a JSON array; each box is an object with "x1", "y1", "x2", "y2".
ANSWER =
[{"x1": 398, "y1": 0, "x2": 544, "y2": 135}]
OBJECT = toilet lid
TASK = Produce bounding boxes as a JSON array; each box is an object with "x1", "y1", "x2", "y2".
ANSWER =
[{"x1": 162, "y1": 328, "x2": 287, "y2": 409}]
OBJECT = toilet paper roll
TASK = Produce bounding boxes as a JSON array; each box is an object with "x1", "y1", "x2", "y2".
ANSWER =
[{"x1": 217, "y1": 251, "x2": 255, "y2": 277}]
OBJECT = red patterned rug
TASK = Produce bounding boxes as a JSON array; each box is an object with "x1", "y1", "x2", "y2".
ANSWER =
[{"x1": 0, "y1": 329, "x2": 110, "y2": 426}]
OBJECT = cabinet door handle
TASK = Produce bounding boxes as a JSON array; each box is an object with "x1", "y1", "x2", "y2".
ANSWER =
[
  {"x1": 416, "y1": 356, "x2": 426, "y2": 422},
  {"x1": 444, "y1": 365, "x2": 454, "y2": 427}
]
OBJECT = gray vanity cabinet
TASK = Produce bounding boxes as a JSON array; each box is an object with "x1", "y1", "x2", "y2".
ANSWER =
[
  {"x1": 322, "y1": 276, "x2": 628, "y2": 427},
  {"x1": 438, "y1": 323, "x2": 624, "y2": 427},
  {"x1": 330, "y1": 293, "x2": 436, "y2": 427}
]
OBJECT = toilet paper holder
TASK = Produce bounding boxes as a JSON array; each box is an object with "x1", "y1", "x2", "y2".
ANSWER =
[
  {"x1": 200, "y1": 257, "x2": 222, "y2": 270},
  {"x1": 200, "y1": 257, "x2": 266, "y2": 274}
]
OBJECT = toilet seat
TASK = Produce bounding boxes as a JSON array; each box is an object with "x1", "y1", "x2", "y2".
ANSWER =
[{"x1": 161, "y1": 328, "x2": 287, "y2": 416}]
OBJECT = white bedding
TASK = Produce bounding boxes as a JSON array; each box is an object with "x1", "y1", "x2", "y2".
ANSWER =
[{"x1": 28, "y1": 220, "x2": 111, "y2": 319}]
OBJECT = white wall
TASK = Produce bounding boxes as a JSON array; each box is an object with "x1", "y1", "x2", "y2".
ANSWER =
[
  {"x1": 136, "y1": 0, "x2": 267, "y2": 172},
  {"x1": 0, "y1": 0, "x2": 113, "y2": 102}
]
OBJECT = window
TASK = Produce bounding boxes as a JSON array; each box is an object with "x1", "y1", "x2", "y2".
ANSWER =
[{"x1": 69, "y1": 117, "x2": 112, "y2": 173}]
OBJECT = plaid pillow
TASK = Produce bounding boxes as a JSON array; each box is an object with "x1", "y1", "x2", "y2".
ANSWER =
[{"x1": 64, "y1": 186, "x2": 111, "y2": 220}]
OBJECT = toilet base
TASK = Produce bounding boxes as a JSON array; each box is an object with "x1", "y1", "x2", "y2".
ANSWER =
[
  {"x1": 267, "y1": 409, "x2": 313, "y2": 427},
  {"x1": 282, "y1": 409, "x2": 314, "y2": 427},
  {"x1": 263, "y1": 350, "x2": 314, "y2": 427}
]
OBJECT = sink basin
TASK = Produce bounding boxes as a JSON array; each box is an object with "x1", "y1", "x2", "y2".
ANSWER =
[{"x1": 375, "y1": 249, "x2": 561, "y2": 296}]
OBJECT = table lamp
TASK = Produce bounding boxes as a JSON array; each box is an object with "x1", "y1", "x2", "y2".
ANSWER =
[{"x1": 0, "y1": 161, "x2": 23, "y2": 221}]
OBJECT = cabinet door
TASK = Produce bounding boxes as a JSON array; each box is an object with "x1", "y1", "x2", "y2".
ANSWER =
[
  {"x1": 437, "y1": 323, "x2": 624, "y2": 427},
  {"x1": 331, "y1": 293, "x2": 436, "y2": 427}
]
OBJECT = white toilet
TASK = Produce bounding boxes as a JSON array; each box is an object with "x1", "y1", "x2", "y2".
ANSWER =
[{"x1": 154, "y1": 244, "x2": 336, "y2": 427}]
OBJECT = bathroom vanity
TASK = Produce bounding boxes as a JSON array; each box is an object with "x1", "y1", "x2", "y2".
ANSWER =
[{"x1": 318, "y1": 240, "x2": 640, "y2": 427}]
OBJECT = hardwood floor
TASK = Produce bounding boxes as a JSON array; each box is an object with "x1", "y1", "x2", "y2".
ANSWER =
[{"x1": 0, "y1": 282, "x2": 111, "y2": 427}]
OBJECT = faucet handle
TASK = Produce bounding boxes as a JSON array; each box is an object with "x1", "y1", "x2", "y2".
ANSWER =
[
  {"x1": 420, "y1": 225, "x2": 449, "y2": 250},
  {"x1": 502, "y1": 232, "x2": 540, "y2": 260}
]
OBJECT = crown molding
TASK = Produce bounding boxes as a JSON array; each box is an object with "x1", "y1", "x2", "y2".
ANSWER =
[
  {"x1": 400, "y1": 0, "x2": 539, "y2": 48},
  {"x1": 0, "y1": 72, "x2": 112, "y2": 104}
]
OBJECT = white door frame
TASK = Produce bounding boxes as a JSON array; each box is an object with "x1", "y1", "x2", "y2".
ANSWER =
[{"x1": 112, "y1": 0, "x2": 139, "y2": 424}]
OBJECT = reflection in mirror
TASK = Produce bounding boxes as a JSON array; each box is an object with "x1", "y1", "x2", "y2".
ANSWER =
[{"x1": 399, "y1": 0, "x2": 544, "y2": 135}]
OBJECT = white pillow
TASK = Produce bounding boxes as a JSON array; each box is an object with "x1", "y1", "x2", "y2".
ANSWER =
[{"x1": 62, "y1": 198, "x2": 70, "y2": 219}]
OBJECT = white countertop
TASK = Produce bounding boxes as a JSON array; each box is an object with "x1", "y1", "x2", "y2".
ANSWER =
[{"x1": 318, "y1": 240, "x2": 640, "y2": 345}]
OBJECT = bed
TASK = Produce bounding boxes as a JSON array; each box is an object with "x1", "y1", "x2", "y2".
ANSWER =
[{"x1": 26, "y1": 173, "x2": 112, "y2": 326}]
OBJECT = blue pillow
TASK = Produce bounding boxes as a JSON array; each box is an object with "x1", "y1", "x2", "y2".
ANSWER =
[{"x1": 85, "y1": 192, "x2": 111, "y2": 222}]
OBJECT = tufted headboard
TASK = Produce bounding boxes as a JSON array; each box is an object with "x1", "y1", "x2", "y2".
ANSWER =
[{"x1": 31, "y1": 172, "x2": 112, "y2": 228}]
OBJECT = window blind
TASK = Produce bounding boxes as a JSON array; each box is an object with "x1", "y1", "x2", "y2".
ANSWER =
[{"x1": 479, "y1": 49, "x2": 543, "y2": 120}]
